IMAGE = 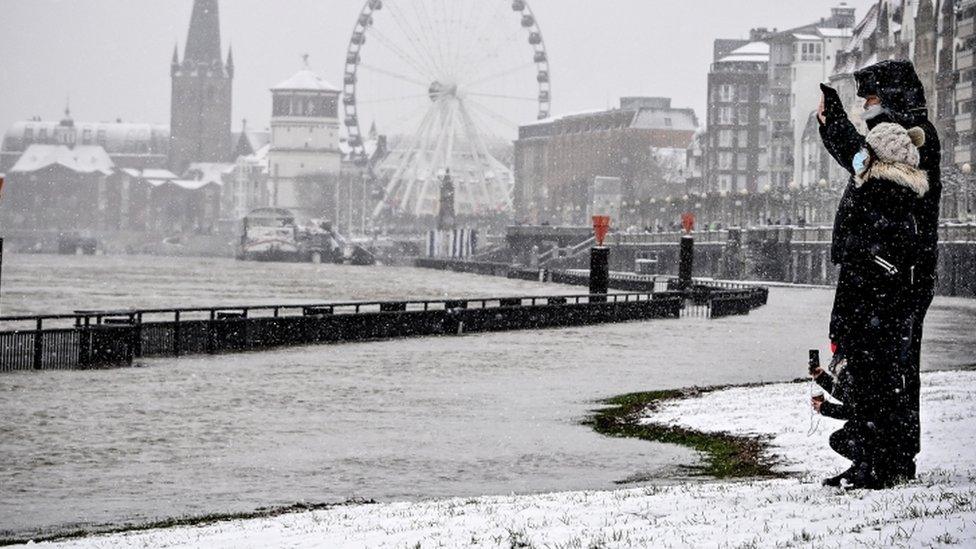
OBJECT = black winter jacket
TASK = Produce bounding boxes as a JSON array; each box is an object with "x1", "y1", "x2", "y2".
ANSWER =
[
  {"x1": 825, "y1": 161, "x2": 927, "y2": 418},
  {"x1": 819, "y1": 63, "x2": 941, "y2": 293}
]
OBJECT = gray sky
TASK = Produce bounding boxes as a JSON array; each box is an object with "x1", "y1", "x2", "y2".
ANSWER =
[{"x1": 0, "y1": 0, "x2": 875, "y2": 135}]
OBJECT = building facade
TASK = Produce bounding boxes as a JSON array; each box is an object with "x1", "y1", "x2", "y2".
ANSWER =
[
  {"x1": 764, "y1": 5, "x2": 855, "y2": 190},
  {"x1": 266, "y1": 62, "x2": 342, "y2": 214},
  {"x1": 704, "y1": 33, "x2": 770, "y2": 194},
  {"x1": 1, "y1": 113, "x2": 169, "y2": 173},
  {"x1": 513, "y1": 97, "x2": 698, "y2": 228}
]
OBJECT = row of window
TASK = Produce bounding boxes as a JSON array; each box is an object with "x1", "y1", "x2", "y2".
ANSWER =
[
  {"x1": 19, "y1": 127, "x2": 158, "y2": 153},
  {"x1": 714, "y1": 173, "x2": 770, "y2": 192},
  {"x1": 272, "y1": 96, "x2": 339, "y2": 118},
  {"x1": 711, "y1": 144, "x2": 796, "y2": 170},
  {"x1": 713, "y1": 128, "x2": 770, "y2": 148},
  {"x1": 713, "y1": 84, "x2": 765, "y2": 103},
  {"x1": 716, "y1": 151, "x2": 771, "y2": 170},
  {"x1": 794, "y1": 41, "x2": 823, "y2": 62},
  {"x1": 713, "y1": 105, "x2": 768, "y2": 125}
]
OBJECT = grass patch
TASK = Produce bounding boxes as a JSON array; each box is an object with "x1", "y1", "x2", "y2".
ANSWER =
[
  {"x1": 583, "y1": 385, "x2": 781, "y2": 479},
  {"x1": 0, "y1": 499, "x2": 375, "y2": 547}
]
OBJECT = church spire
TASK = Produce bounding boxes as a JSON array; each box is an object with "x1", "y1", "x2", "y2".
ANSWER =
[
  {"x1": 226, "y1": 44, "x2": 235, "y2": 78},
  {"x1": 183, "y1": 0, "x2": 222, "y2": 65}
]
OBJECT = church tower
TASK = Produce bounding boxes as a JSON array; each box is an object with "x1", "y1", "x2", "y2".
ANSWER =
[{"x1": 169, "y1": 0, "x2": 233, "y2": 173}]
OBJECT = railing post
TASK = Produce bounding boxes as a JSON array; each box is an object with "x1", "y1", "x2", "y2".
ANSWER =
[
  {"x1": 173, "y1": 311, "x2": 181, "y2": 357},
  {"x1": 133, "y1": 312, "x2": 143, "y2": 358},
  {"x1": 33, "y1": 318, "x2": 44, "y2": 370},
  {"x1": 207, "y1": 310, "x2": 216, "y2": 354},
  {"x1": 678, "y1": 235, "x2": 695, "y2": 292},
  {"x1": 77, "y1": 317, "x2": 91, "y2": 368}
]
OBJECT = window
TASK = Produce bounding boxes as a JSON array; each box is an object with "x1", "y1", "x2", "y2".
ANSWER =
[
  {"x1": 82, "y1": 128, "x2": 92, "y2": 144},
  {"x1": 736, "y1": 174, "x2": 747, "y2": 189},
  {"x1": 737, "y1": 85, "x2": 749, "y2": 102},
  {"x1": 737, "y1": 129, "x2": 748, "y2": 145},
  {"x1": 273, "y1": 96, "x2": 290, "y2": 116},
  {"x1": 718, "y1": 84, "x2": 734, "y2": 102},
  {"x1": 38, "y1": 128, "x2": 48, "y2": 141},
  {"x1": 24, "y1": 127, "x2": 33, "y2": 142},
  {"x1": 664, "y1": 117, "x2": 672, "y2": 127},
  {"x1": 718, "y1": 129, "x2": 733, "y2": 147},
  {"x1": 97, "y1": 129, "x2": 107, "y2": 146},
  {"x1": 718, "y1": 174, "x2": 732, "y2": 191},
  {"x1": 718, "y1": 151, "x2": 733, "y2": 169},
  {"x1": 717, "y1": 106, "x2": 733, "y2": 124},
  {"x1": 797, "y1": 41, "x2": 823, "y2": 62},
  {"x1": 736, "y1": 105, "x2": 750, "y2": 125},
  {"x1": 736, "y1": 155, "x2": 747, "y2": 170}
]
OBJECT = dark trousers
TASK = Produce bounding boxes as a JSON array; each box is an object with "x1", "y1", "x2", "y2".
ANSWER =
[
  {"x1": 829, "y1": 421, "x2": 876, "y2": 464},
  {"x1": 903, "y1": 291, "x2": 933, "y2": 459}
]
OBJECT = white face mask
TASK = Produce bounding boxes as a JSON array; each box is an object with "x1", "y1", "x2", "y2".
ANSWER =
[{"x1": 861, "y1": 103, "x2": 886, "y2": 122}]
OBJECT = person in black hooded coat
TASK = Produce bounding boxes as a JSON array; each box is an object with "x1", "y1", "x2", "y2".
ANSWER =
[
  {"x1": 816, "y1": 121, "x2": 930, "y2": 488},
  {"x1": 818, "y1": 60, "x2": 941, "y2": 482}
]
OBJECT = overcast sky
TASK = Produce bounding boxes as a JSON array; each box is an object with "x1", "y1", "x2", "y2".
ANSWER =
[{"x1": 0, "y1": 0, "x2": 875, "y2": 136}]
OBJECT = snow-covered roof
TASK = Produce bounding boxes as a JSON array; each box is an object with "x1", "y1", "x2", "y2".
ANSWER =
[
  {"x1": 184, "y1": 162, "x2": 233, "y2": 185},
  {"x1": 10, "y1": 144, "x2": 114, "y2": 175},
  {"x1": 120, "y1": 167, "x2": 178, "y2": 180},
  {"x1": 632, "y1": 108, "x2": 698, "y2": 132},
  {"x1": 716, "y1": 41, "x2": 769, "y2": 63},
  {"x1": 272, "y1": 69, "x2": 340, "y2": 93},
  {"x1": 792, "y1": 33, "x2": 821, "y2": 41},
  {"x1": 248, "y1": 143, "x2": 271, "y2": 161},
  {"x1": 730, "y1": 41, "x2": 770, "y2": 55},
  {"x1": 817, "y1": 27, "x2": 853, "y2": 38},
  {"x1": 142, "y1": 168, "x2": 179, "y2": 180},
  {"x1": 233, "y1": 130, "x2": 271, "y2": 154},
  {"x1": 168, "y1": 179, "x2": 217, "y2": 190},
  {"x1": 2, "y1": 120, "x2": 168, "y2": 155},
  {"x1": 718, "y1": 54, "x2": 769, "y2": 63},
  {"x1": 338, "y1": 138, "x2": 380, "y2": 161},
  {"x1": 520, "y1": 109, "x2": 607, "y2": 128}
]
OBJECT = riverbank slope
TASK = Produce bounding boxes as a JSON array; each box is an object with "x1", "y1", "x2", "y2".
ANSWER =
[{"x1": 29, "y1": 369, "x2": 976, "y2": 548}]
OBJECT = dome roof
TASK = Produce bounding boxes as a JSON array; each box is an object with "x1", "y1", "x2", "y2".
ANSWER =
[{"x1": 272, "y1": 69, "x2": 340, "y2": 93}]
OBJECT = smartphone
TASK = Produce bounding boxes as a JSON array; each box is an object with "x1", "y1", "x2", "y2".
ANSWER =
[{"x1": 808, "y1": 349, "x2": 821, "y2": 375}]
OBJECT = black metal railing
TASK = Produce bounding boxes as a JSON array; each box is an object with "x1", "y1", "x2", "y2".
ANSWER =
[
  {"x1": 2, "y1": 272, "x2": 768, "y2": 372},
  {"x1": 1, "y1": 290, "x2": 696, "y2": 372}
]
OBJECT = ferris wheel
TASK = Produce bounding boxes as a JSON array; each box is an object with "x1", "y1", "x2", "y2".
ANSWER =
[{"x1": 342, "y1": 0, "x2": 551, "y2": 226}]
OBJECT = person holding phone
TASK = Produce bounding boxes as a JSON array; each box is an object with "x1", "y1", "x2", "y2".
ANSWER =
[{"x1": 816, "y1": 62, "x2": 937, "y2": 488}]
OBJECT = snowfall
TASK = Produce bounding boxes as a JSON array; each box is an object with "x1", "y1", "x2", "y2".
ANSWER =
[{"x1": 29, "y1": 370, "x2": 976, "y2": 548}]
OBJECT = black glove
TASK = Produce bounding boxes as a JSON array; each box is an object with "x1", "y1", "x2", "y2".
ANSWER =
[{"x1": 820, "y1": 83, "x2": 847, "y2": 123}]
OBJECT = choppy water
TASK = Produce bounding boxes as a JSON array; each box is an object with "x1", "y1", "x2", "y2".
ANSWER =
[{"x1": 1, "y1": 254, "x2": 974, "y2": 539}]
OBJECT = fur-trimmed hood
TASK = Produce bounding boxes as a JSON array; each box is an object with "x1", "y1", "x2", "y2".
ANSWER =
[{"x1": 854, "y1": 160, "x2": 929, "y2": 197}]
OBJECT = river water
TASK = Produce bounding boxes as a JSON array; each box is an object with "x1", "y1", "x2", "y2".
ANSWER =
[{"x1": 1, "y1": 254, "x2": 974, "y2": 538}]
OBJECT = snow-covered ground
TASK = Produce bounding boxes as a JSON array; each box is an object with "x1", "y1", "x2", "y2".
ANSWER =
[{"x1": 30, "y1": 370, "x2": 976, "y2": 548}]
